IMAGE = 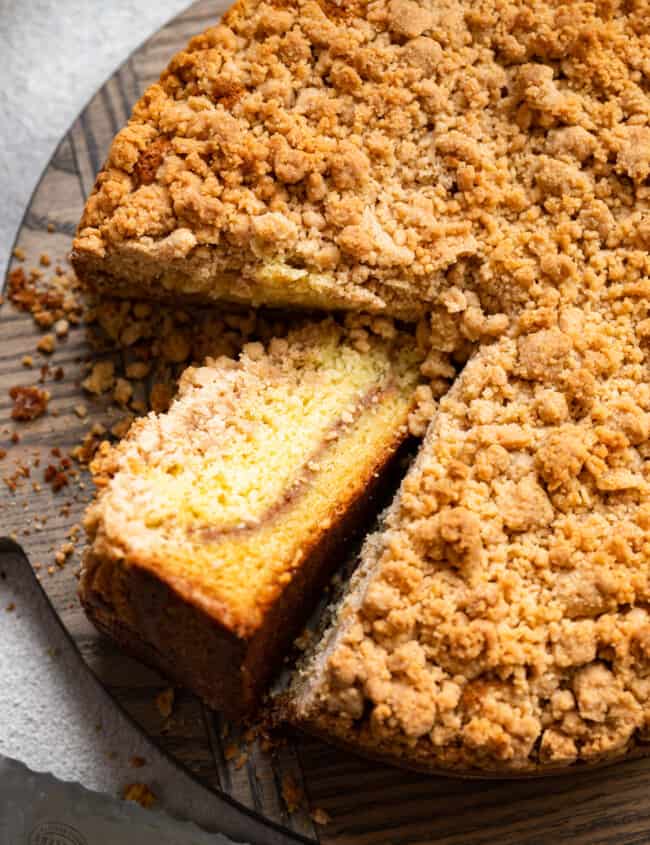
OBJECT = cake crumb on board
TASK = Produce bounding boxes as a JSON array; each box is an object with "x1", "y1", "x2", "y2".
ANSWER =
[
  {"x1": 122, "y1": 782, "x2": 156, "y2": 808},
  {"x1": 155, "y1": 687, "x2": 175, "y2": 719}
]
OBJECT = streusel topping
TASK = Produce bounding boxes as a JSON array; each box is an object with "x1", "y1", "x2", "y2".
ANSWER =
[
  {"x1": 296, "y1": 276, "x2": 650, "y2": 771},
  {"x1": 74, "y1": 0, "x2": 649, "y2": 317}
]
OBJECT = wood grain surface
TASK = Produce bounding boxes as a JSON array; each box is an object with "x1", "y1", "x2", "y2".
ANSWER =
[{"x1": 4, "y1": 3, "x2": 650, "y2": 843}]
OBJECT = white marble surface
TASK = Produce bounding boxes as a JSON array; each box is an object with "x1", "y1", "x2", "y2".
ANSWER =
[
  {"x1": 0, "y1": 0, "x2": 189, "y2": 276},
  {"x1": 0, "y1": 3, "x2": 287, "y2": 842}
]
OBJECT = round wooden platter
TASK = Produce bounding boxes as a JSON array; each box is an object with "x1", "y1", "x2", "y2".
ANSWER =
[{"x1": 5, "y1": 3, "x2": 650, "y2": 844}]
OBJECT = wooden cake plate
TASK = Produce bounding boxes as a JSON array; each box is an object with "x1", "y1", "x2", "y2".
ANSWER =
[{"x1": 4, "y1": 3, "x2": 650, "y2": 843}]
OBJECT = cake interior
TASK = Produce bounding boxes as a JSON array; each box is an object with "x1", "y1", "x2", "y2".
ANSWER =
[{"x1": 85, "y1": 319, "x2": 423, "y2": 638}]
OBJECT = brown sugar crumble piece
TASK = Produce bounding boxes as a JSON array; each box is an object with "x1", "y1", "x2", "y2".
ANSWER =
[
  {"x1": 37, "y1": 334, "x2": 55, "y2": 354},
  {"x1": 71, "y1": 425, "x2": 106, "y2": 466},
  {"x1": 122, "y1": 783, "x2": 156, "y2": 808},
  {"x1": 6, "y1": 261, "x2": 83, "y2": 326},
  {"x1": 54, "y1": 319, "x2": 69, "y2": 337},
  {"x1": 44, "y1": 459, "x2": 71, "y2": 492},
  {"x1": 148, "y1": 382, "x2": 174, "y2": 413},
  {"x1": 9, "y1": 386, "x2": 49, "y2": 421},
  {"x1": 310, "y1": 808, "x2": 331, "y2": 826},
  {"x1": 281, "y1": 774, "x2": 304, "y2": 814},
  {"x1": 82, "y1": 360, "x2": 115, "y2": 395},
  {"x1": 155, "y1": 687, "x2": 175, "y2": 719},
  {"x1": 55, "y1": 542, "x2": 74, "y2": 566}
]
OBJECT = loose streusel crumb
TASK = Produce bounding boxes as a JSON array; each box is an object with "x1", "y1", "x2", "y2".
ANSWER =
[
  {"x1": 37, "y1": 334, "x2": 55, "y2": 355},
  {"x1": 55, "y1": 542, "x2": 74, "y2": 566},
  {"x1": 122, "y1": 782, "x2": 156, "y2": 808},
  {"x1": 148, "y1": 382, "x2": 174, "y2": 413},
  {"x1": 113, "y1": 377, "x2": 133, "y2": 407},
  {"x1": 155, "y1": 687, "x2": 175, "y2": 719},
  {"x1": 9, "y1": 386, "x2": 49, "y2": 421},
  {"x1": 54, "y1": 318, "x2": 69, "y2": 337},
  {"x1": 82, "y1": 360, "x2": 115, "y2": 395},
  {"x1": 281, "y1": 774, "x2": 304, "y2": 813},
  {"x1": 7, "y1": 263, "x2": 83, "y2": 325}
]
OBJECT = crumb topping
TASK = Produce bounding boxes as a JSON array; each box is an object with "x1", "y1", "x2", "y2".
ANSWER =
[
  {"x1": 298, "y1": 282, "x2": 650, "y2": 771},
  {"x1": 122, "y1": 782, "x2": 156, "y2": 808},
  {"x1": 75, "y1": 1, "x2": 650, "y2": 317},
  {"x1": 274, "y1": 0, "x2": 650, "y2": 773}
]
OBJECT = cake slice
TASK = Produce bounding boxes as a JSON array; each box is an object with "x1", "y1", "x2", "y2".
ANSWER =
[
  {"x1": 80, "y1": 318, "x2": 424, "y2": 718},
  {"x1": 71, "y1": 0, "x2": 481, "y2": 320},
  {"x1": 288, "y1": 302, "x2": 650, "y2": 774}
]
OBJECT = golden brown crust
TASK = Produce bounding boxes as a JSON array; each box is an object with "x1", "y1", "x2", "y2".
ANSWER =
[{"x1": 80, "y1": 554, "x2": 249, "y2": 714}]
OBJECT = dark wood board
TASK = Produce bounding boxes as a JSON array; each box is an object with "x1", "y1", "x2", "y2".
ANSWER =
[{"x1": 4, "y1": 2, "x2": 650, "y2": 843}]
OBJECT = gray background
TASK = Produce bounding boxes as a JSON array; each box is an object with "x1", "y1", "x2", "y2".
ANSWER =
[
  {"x1": 0, "y1": 0, "x2": 188, "y2": 276},
  {"x1": 0, "y1": 2, "x2": 270, "y2": 839}
]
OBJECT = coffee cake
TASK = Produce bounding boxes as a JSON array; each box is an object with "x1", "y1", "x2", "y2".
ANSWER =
[{"x1": 75, "y1": 0, "x2": 650, "y2": 773}]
